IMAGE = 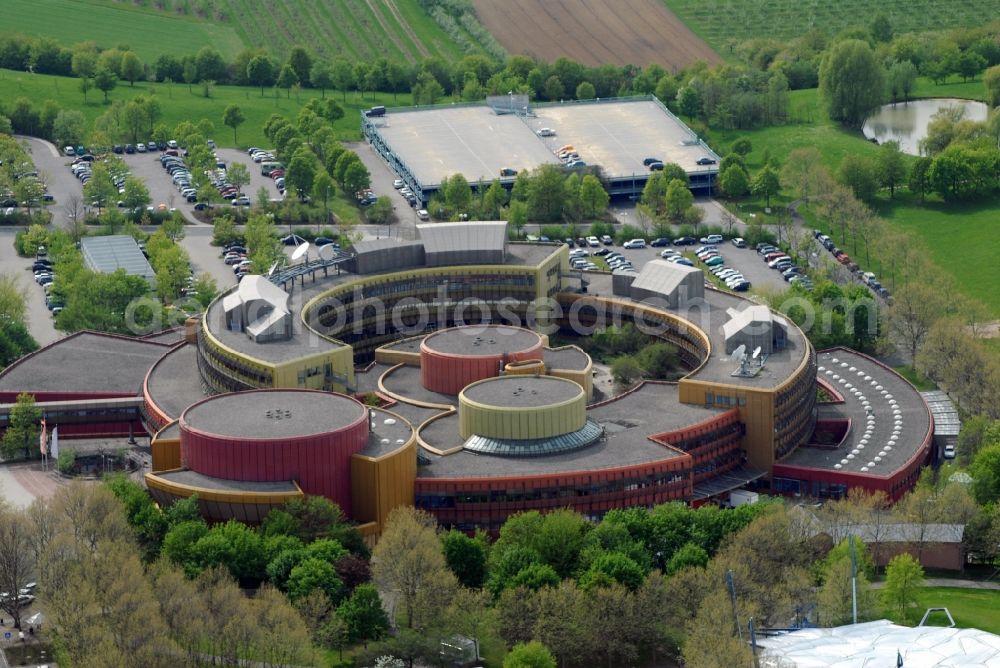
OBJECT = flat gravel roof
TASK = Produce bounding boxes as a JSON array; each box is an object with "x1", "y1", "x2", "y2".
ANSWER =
[
  {"x1": 145, "y1": 344, "x2": 209, "y2": 420},
  {"x1": 0, "y1": 332, "x2": 171, "y2": 395},
  {"x1": 156, "y1": 469, "x2": 299, "y2": 492},
  {"x1": 419, "y1": 382, "x2": 722, "y2": 478},
  {"x1": 463, "y1": 375, "x2": 582, "y2": 408},
  {"x1": 356, "y1": 409, "x2": 413, "y2": 458},
  {"x1": 423, "y1": 325, "x2": 541, "y2": 356},
  {"x1": 182, "y1": 390, "x2": 365, "y2": 439},
  {"x1": 778, "y1": 349, "x2": 931, "y2": 476},
  {"x1": 544, "y1": 346, "x2": 590, "y2": 371}
]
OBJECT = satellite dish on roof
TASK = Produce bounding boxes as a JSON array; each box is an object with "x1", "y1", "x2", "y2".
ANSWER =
[
  {"x1": 752, "y1": 346, "x2": 762, "y2": 359},
  {"x1": 267, "y1": 261, "x2": 279, "y2": 277},
  {"x1": 317, "y1": 243, "x2": 336, "y2": 261},
  {"x1": 729, "y1": 344, "x2": 746, "y2": 362},
  {"x1": 291, "y1": 241, "x2": 309, "y2": 262}
]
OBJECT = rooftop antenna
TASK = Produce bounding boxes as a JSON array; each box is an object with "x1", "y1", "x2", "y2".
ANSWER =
[
  {"x1": 729, "y1": 343, "x2": 758, "y2": 378},
  {"x1": 291, "y1": 241, "x2": 309, "y2": 263}
]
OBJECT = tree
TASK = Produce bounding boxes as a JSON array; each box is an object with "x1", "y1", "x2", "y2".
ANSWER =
[
  {"x1": 286, "y1": 147, "x2": 319, "y2": 200},
  {"x1": 0, "y1": 506, "x2": 34, "y2": 630},
  {"x1": 342, "y1": 159, "x2": 371, "y2": 196},
  {"x1": 731, "y1": 137, "x2": 752, "y2": 156},
  {"x1": 52, "y1": 109, "x2": 86, "y2": 147},
  {"x1": 331, "y1": 57, "x2": 355, "y2": 102},
  {"x1": 819, "y1": 39, "x2": 885, "y2": 127},
  {"x1": 247, "y1": 55, "x2": 276, "y2": 96},
  {"x1": 888, "y1": 60, "x2": 918, "y2": 104},
  {"x1": 372, "y1": 507, "x2": 457, "y2": 630},
  {"x1": 817, "y1": 542, "x2": 877, "y2": 626},
  {"x1": 504, "y1": 641, "x2": 557, "y2": 668},
  {"x1": 611, "y1": 356, "x2": 644, "y2": 386},
  {"x1": 970, "y1": 443, "x2": 1000, "y2": 505},
  {"x1": 748, "y1": 165, "x2": 780, "y2": 209},
  {"x1": 195, "y1": 46, "x2": 226, "y2": 83},
  {"x1": 222, "y1": 104, "x2": 245, "y2": 145},
  {"x1": 121, "y1": 176, "x2": 151, "y2": 211},
  {"x1": 887, "y1": 281, "x2": 951, "y2": 370},
  {"x1": 310, "y1": 62, "x2": 333, "y2": 98},
  {"x1": 580, "y1": 552, "x2": 645, "y2": 591},
  {"x1": 664, "y1": 178, "x2": 694, "y2": 222},
  {"x1": 78, "y1": 75, "x2": 92, "y2": 103},
  {"x1": 287, "y1": 557, "x2": 342, "y2": 603},
  {"x1": 120, "y1": 51, "x2": 143, "y2": 86},
  {"x1": 676, "y1": 84, "x2": 702, "y2": 118},
  {"x1": 443, "y1": 173, "x2": 473, "y2": 216},
  {"x1": 719, "y1": 163, "x2": 750, "y2": 200},
  {"x1": 837, "y1": 154, "x2": 878, "y2": 202},
  {"x1": 956, "y1": 50, "x2": 987, "y2": 83},
  {"x1": 575, "y1": 81, "x2": 596, "y2": 100},
  {"x1": 579, "y1": 174, "x2": 608, "y2": 219},
  {"x1": 225, "y1": 162, "x2": 251, "y2": 197},
  {"x1": 874, "y1": 140, "x2": 908, "y2": 199},
  {"x1": 93, "y1": 66, "x2": 117, "y2": 102},
  {"x1": 365, "y1": 195, "x2": 394, "y2": 225},
  {"x1": 985, "y1": 64, "x2": 1000, "y2": 107},
  {"x1": 908, "y1": 156, "x2": 932, "y2": 201},
  {"x1": 882, "y1": 553, "x2": 924, "y2": 616},
  {"x1": 287, "y1": 46, "x2": 313, "y2": 86},
  {"x1": 338, "y1": 583, "x2": 389, "y2": 645},
  {"x1": 1, "y1": 392, "x2": 41, "y2": 460},
  {"x1": 277, "y1": 64, "x2": 297, "y2": 98}
]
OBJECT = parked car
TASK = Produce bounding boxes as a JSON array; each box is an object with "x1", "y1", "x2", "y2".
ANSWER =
[
  {"x1": 731, "y1": 237, "x2": 746, "y2": 248},
  {"x1": 537, "y1": 128, "x2": 556, "y2": 137},
  {"x1": 696, "y1": 157, "x2": 717, "y2": 165},
  {"x1": 700, "y1": 234, "x2": 724, "y2": 244},
  {"x1": 600, "y1": 235, "x2": 614, "y2": 245},
  {"x1": 586, "y1": 236, "x2": 600, "y2": 247},
  {"x1": 642, "y1": 157, "x2": 661, "y2": 166},
  {"x1": 650, "y1": 238, "x2": 671, "y2": 247},
  {"x1": 943, "y1": 445, "x2": 956, "y2": 459},
  {"x1": 673, "y1": 236, "x2": 697, "y2": 246},
  {"x1": 623, "y1": 239, "x2": 646, "y2": 249}
]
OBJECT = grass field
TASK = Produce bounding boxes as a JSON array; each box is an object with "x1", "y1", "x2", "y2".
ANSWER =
[
  {"x1": 663, "y1": 0, "x2": 1000, "y2": 52},
  {"x1": 0, "y1": 67, "x2": 401, "y2": 147},
  {"x1": 890, "y1": 586, "x2": 1000, "y2": 633},
  {"x1": 6, "y1": 0, "x2": 245, "y2": 61},
  {"x1": 19, "y1": 0, "x2": 474, "y2": 64}
]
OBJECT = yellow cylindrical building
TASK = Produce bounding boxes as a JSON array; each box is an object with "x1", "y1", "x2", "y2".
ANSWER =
[{"x1": 458, "y1": 375, "x2": 586, "y2": 440}]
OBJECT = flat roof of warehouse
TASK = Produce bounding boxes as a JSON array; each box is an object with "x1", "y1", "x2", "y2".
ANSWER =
[{"x1": 370, "y1": 98, "x2": 718, "y2": 189}]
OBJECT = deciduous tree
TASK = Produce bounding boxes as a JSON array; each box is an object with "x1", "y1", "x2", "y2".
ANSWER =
[
  {"x1": 222, "y1": 104, "x2": 245, "y2": 145},
  {"x1": 882, "y1": 553, "x2": 924, "y2": 616},
  {"x1": 820, "y1": 39, "x2": 885, "y2": 127}
]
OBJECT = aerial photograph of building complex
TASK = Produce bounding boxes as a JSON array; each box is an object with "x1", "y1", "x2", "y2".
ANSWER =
[{"x1": 0, "y1": 1, "x2": 999, "y2": 666}]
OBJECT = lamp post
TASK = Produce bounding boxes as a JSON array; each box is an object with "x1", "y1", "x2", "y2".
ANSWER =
[{"x1": 508, "y1": 90, "x2": 513, "y2": 115}]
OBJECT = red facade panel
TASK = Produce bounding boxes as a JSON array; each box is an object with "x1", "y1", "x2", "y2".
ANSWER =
[
  {"x1": 419, "y1": 341, "x2": 544, "y2": 395},
  {"x1": 180, "y1": 416, "x2": 369, "y2": 515}
]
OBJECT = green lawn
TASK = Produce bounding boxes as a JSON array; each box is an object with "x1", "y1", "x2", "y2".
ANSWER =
[
  {"x1": 892, "y1": 365, "x2": 937, "y2": 391},
  {"x1": 6, "y1": 0, "x2": 245, "y2": 61},
  {"x1": 0, "y1": 67, "x2": 404, "y2": 147},
  {"x1": 889, "y1": 586, "x2": 1000, "y2": 633},
  {"x1": 663, "y1": 0, "x2": 1000, "y2": 52},
  {"x1": 8, "y1": 0, "x2": 470, "y2": 63}
]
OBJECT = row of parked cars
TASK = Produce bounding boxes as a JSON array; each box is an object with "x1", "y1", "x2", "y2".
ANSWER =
[
  {"x1": 392, "y1": 179, "x2": 418, "y2": 207},
  {"x1": 756, "y1": 242, "x2": 813, "y2": 290},
  {"x1": 31, "y1": 250, "x2": 63, "y2": 315},
  {"x1": 555, "y1": 144, "x2": 586, "y2": 169},
  {"x1": 813, "y1": 230, "x2": 891, "y2": 301},
  {"x1": 1, "y1": 581, "x2": 37, "y2": 609}
]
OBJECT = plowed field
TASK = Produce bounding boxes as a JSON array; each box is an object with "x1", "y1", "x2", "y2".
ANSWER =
[{"x1": 473, "y1": 0, "x2": 721, "y2": 69}]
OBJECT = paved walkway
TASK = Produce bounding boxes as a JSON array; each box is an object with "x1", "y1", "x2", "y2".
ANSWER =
[{"x1": 0, "y1": 462, "x2": 65, "y2": 508}]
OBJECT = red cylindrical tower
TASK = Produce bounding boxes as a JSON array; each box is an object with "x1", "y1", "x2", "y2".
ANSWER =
[
  {"x1": 179, "y1": 389, "x2": 369, "y2": 515},
  {"x1": 420, "y1": 325, "x2": 544, "y2": 395}
]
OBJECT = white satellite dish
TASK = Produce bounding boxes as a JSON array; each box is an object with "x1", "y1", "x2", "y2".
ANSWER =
[
  {"x1": 317, "y1": 243, "x2": 336, "y2": 261},
  {"x1": 267, "y1": 261, "x2": 279, "y2": 277},
  {"x1": 729, "y1": 344, "x2": 746, "y2": 362},
  {"x1": 752, "y1": 346, "x2": 762, "y2": 359},
  {"x1": 291, "y1": 241, "x2": 310, "y2": 262}
]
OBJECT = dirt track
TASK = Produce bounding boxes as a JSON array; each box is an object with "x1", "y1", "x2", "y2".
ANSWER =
[{"x1": 473, "y1": 0, "x2": 722, "y2": 70}]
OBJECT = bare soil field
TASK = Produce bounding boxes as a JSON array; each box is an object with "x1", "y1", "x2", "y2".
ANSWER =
[{"x1": 473, "y1": 0, "x2": 721, "y2": 69}]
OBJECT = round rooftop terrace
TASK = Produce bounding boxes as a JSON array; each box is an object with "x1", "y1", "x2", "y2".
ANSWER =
[
  {"x1": 180, "y1": 389, "x2": 367, "y2": 440},
  {"x1": 421, "y1": 324, "x2": 542, "y2": 357}
]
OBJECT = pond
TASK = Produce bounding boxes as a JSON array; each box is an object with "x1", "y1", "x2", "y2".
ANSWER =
[{"x1": 862, "y1": 98, "x2": 989, "y2": 155}]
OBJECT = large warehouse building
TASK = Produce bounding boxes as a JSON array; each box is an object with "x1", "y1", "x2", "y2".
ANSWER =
[
  {"x1": 363, "y1": 96, "x2": 720, "y2": 204},
  {"x1": 0, "y1": 223, "x2": 932, "y2": 535}
]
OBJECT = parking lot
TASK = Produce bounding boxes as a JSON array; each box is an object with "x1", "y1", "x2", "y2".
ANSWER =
[
  {"x1": 349, "y1": 141, "x2": 422, "y2": 237},
  {"x1": 0, "y1": 228, "x2": 59, "y2": 346}
]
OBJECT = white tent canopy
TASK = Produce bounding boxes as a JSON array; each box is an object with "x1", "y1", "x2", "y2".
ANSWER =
[{"x1": 758, "y1": 620, "x2": 1000, "y2": 667}]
